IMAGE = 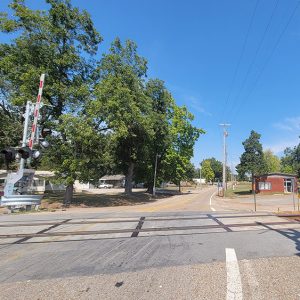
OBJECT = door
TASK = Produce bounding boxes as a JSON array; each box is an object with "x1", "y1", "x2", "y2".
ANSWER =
[{"x1": 284, "y1": 179, "x2": 292, "y2": 193}]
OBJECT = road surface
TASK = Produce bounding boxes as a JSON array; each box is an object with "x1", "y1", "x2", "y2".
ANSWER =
[{"x1": 0, "y1": 188, "x2": 300, "y2": 299}]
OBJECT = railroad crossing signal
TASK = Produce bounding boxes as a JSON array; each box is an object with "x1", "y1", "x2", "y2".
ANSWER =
[{"x1": 18, "y1": 147, "x2": 32, "y2": 159}]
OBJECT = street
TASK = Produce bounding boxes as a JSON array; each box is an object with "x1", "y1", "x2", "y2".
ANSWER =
[{"x1": 1, "y1": 188, "x2": 300, "y2": 299}]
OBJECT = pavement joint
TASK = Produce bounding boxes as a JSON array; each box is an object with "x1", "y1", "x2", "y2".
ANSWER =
[
  {"x1": 131, "y1": 217, "x2": 146, "y2": 237},
  {"x1": 12, "y1": 218, "x2": 71, "y2": 244},
  {"x1": 207, "y1": 214, "x2": 233, "y2": 232}
]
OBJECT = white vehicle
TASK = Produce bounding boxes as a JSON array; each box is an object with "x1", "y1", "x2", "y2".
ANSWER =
[{"x1": 99, "y1": 183, "x2": 113, "y2": 189}]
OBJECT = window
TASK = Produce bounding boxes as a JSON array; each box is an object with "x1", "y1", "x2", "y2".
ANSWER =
[
  {"x1": 259, "y1": 181, "x2": 271, "y2": 190},
  {"x1": 33, "y1": 179, "x2": 45, "y2": 187}
]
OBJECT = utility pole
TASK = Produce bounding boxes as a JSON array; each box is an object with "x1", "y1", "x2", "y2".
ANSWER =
[
  {"x1": 153, "y1": 153, "x2": 160, "y2": 196},
  {"x1": 199, "y1": 164, "x2": 202, "y2": 189},
  {"x1": 219, "y1": 123, "x2": 230, "y2": 197}
]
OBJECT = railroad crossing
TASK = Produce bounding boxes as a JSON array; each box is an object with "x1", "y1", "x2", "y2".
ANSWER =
[{"x1": 1, "y1": 210, "x2": 300, "y2": 299}]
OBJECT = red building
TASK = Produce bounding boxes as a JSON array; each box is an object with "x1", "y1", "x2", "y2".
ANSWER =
[{"x1": 254, "y1": 173, "x2": 298, "y2": 194}]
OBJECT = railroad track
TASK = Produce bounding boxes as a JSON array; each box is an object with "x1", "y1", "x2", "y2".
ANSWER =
[{"x1": 0, "y1": 221, "x2": 299, "y2": 240}]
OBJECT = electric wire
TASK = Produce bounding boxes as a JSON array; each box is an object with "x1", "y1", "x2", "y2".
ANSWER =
[
  {"x1": 231, "y1": 1, "x2": 300, "y2": 123},
  {"x1": 227, "y1": 0, "x2": 280, "y2": 120},
  {"x1": 220, "y1": 0, "x2": 260, "y2": 123}
]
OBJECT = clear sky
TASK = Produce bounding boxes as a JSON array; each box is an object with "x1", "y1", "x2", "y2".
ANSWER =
[{"x1": 1, "y1": 0, "x2": 300, "y2": 171}]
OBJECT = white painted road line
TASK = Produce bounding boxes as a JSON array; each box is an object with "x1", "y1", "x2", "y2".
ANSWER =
[
  {"x1": 226, "y1": 248, "x2": 243, "y2": 300},
  {"x1": 209, "y1": 190, "x2": 217, "y2": 211}
]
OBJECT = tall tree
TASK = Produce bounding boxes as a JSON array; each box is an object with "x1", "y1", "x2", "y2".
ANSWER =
[
  {"x1": 201, "y1": 157, "x2": 223, "y2": 181},
  {"x1": 281, "y1": 143, "x2": 300, "y2": 176},
  {"x1": 236, "y1": 130, "x2": 265, "y2": 181},
  {"x1": 41, "y1": 114, "x2": 110, "y2": 204},
  {"x1": 263, "y1": 149, "x2": 281, "y2": 173},
  {"x1": 201, "y1": 159, "x2": 214, "y2": 183},
  {"x1": 162, "y1": 105, "x2": 204, "y2": 191},
  {"x1": 134, "y1": 79, "x2": 174, "y2": 193},
  {"x1": 0, "y1": 0, "x2": 103, "y2": 202},
  {"x1": 0, "y1": 0, "x2": 102, "y2": 114},
  {"x1": 92, "y1": 38, "x2": 150, "y2": 194}
]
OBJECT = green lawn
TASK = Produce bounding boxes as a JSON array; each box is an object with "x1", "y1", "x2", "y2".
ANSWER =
[{"x1": 225, "y1": 182, "x2": 252, "y2": 198}]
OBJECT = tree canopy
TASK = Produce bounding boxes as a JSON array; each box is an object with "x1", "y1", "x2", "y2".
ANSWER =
[
  {"x1": 201, "y1": 160, "x2": 214, "y2": 183},
  {"x1": 0, "y1": 0, "x2": 204, "y2": 200},
  {"x1": 280, "y1": 143, "x2": 300, "y2": 176},
  {"x1": 236, "y1": 130, "x2": 265, "y2": 179},
  {"x1": 263, "y1": 149, "x2": 281, "y2": 173}
]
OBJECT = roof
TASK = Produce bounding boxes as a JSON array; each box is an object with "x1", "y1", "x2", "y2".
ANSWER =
[
  {"x1": 0, "y1": 169, "x2": 55, "y2": 178},
  {"x1": 255, "y1": 172, "x2": 297, "y2": 178},
  {"x1": 100, "y1": 174, "x2": 125, "y2": 181}
]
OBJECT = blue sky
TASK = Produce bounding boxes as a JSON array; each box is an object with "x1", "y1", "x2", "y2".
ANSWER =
[{"x1": 1, "y1": 0, "x2": 300, "y2": 171}]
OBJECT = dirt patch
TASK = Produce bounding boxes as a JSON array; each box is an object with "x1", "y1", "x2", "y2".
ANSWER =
[{"x1": 42, "y1": 191, "x2": 173, "y2": 208}]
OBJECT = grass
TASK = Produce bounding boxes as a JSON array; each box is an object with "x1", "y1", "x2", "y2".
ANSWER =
[
  {"x1": 225, "y1": 182, "x2": 252, "y2": 198},
  {"x1": 41, "y1": 190, "x2": 173, "y2": 208}
]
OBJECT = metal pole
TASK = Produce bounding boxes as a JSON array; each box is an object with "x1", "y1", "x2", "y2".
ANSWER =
[
  {"x1": 20, "y1": 101, "x2": 32, "y2": 170},
  {"x1": 153, "y1": 154, "x2": 158, "y2": 196},
  {"x1": 199, "y1": 165, "x2": 202, "y2": 189},
  {"x1": 297, "y1": 190, "x2": 300, "y2": 211},
  {"x1": 219, "y1": 124, "x2": 230, "y2": 197},
  {"x1": 253, "y1": 175, "x2": 256, "y2": 212},
  {"x1": 292, "y1": 178, "x2": 295, "y2": 211},
  {"x1": 223, "y1": 131, "x2": 226, "y2": 196}
]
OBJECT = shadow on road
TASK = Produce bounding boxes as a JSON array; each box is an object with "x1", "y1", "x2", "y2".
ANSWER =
[{"x1": 258, "y1": 222, "x2": 300, "y2": 256}]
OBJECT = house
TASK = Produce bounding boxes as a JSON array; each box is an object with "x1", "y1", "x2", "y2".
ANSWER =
[
  {"x1": 193, "y1": 178, "x2": 206, "y2": 185},
  {"x1": 254, "y1": 173, "x2": 298, "y2": 194},
  {"x1": 0, "y1": 170, "x2": 96, "y2": 193},
  {"x1": 99, "y1": 174, "x2": 125, "y2": 188}
]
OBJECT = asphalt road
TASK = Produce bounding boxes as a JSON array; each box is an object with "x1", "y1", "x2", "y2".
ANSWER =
[{"x1": 1, "y1": 189, "x2": 300, "y2": 299}]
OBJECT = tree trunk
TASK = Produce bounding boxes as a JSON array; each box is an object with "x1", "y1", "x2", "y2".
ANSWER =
[
  {"x1": 178, "y1": 181, "x2": 181, "y2": 193},
  {"x1": 125, "y1": 162, "x2": 134, "y2": 194},
  {"x1": 64, "y1": 183, "x2": 73, "y2": 206},
  {"x1": 147, "y1": 183, "x2": 154, "y2": 194}
]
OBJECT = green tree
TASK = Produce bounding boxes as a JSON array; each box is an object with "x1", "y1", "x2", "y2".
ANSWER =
[
  {"x1": 134, "y1": 79, "x2": 174, "y2": 193},
  {"x1": 201, "y1": 160, "x2": 214, "y2": 183},
  {"x1": 92, "y1": 38, "x2": 150, "y2": 194},
  {"x1": 236, "y1": 130, "x2": 265, "y2": 182},
  {"x1": 201, "y1": 157, "x2": 223, "y2": 181},
  {"x1": 263, "y1": 149, "x2": 281, "y2": 173},
  {"x1": 41, "y1": 114, "x2": 110, "y2": 204},
  {"x1": 0, "y1": 0, "x2": 103, "y2": 202},
  {"x1": 0, "y1": 109, "x2": 22, "y2": 169},
  {"x1": 162, "y1": 105, "x2": 204, "y2": 191},
  {"x1": 281, "y1": 143, "x2": 300, "y2": 176}
]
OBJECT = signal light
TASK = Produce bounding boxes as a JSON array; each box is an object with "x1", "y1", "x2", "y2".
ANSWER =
[
  {"x1": 41, "y1": 127, "x2": 52, "y2": 138},
  {"x1": 32, "y1": 150, "x2": 41, "y2": 159},
  {"x1": 41, "y1": 140, "x2": 49, "y2": 148},
  {"x1": 18, "y1": 147, "x2": 32, "y2": 159}
]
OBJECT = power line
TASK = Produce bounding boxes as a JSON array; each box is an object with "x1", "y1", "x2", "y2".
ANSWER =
[
  {"x1": 220, "y1": 0, "x2": 260, "y2": 122},
  {"x1": 231, "y1": 1, "x2": 300, "y2": 123},
  {"x1": 226, "y1": 0, "x2": 279, "y2": 119}
]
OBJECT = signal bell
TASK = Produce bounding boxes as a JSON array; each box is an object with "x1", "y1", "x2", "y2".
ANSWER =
[{"x1": 41, "y1": 128, "x2": 52, "y2": 138}]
